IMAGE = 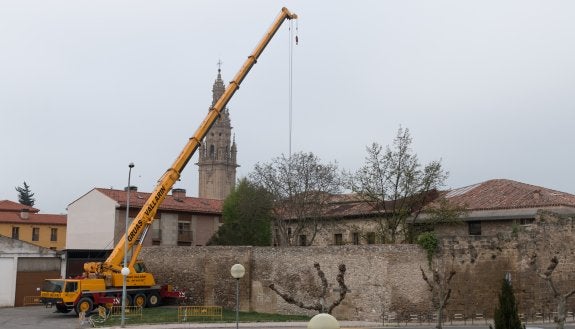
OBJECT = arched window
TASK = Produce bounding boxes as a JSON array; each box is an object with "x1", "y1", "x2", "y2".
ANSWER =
[{"x1": 209, "y1": 145, "x2": 215, "y2": 159}]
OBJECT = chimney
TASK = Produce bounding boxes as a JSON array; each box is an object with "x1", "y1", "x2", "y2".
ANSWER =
[
  {"x1": 172, "y1": 188, "x2": 186, "y2": 202},
  {"x1": 20, "y1": 209, "x2": 29, "y2": 220},
  {"x1": 124, "y1": 186, "x2": 138, "y2": 192}
]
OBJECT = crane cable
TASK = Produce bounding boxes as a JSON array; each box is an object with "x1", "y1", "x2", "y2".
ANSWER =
[{"x1": 288, "y1": 18, "x2": 298, "y2": 157}]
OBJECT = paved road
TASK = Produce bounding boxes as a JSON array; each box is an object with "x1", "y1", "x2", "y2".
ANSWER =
[
  {"x1": 1, "y1": 306, "x2": 573, "y2": 329},
  {"x1": 0, "y1": 306, "x2": 381, "y2": 329},
  {"x1": 0, "y1": 306, "x2": 79, "y2": 329}
]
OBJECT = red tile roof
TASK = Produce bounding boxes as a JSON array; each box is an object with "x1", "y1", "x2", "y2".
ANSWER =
[
  {"x1": 443, "y1": 179, "x2": 575, "y2": 211},
  {"x1": 0, "y1": 212, "x2": 66, "y2": 225},
  {"x1": 0, "y1": 200, "x2": 65, "y2": 225},
  {"x1": 0, "y1": 200, "x2": 39, "y2": 213},
  {"x1": 95, "y1": 188, "x2": 223, "y2": 214},
  {"x1": 308, "y1": 179, "x2": 575, "y2": 219}
]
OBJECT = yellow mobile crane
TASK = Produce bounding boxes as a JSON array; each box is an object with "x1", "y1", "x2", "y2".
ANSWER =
[{"x1": 40, "y1": 7, "x2": 298, "y2": 315}]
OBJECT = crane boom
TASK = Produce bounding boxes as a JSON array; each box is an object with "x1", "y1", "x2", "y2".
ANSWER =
[
  {"x1": 42, "y1": 8, "x2": 298, "y2": 315},
  {"x1": 92, "y1": 7, "x2": 298, "y2": 275}
]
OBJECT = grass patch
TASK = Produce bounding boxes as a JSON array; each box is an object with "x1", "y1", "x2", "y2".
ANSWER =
[{"x1": 95, "y1": 306, "x2": 310, "y2": 327}]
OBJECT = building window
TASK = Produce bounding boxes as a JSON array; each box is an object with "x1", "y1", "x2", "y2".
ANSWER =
[
  {"x1": 12, "y1": 227, "x2": 19, "y2": 240},
  {"x1": 518, "y1": 218, "x2": 534, "y2": 225},
  {"x1": 32, "y1": 227, "x2": 40, "y2": 241},
  {"x1": 352, "y1": 233, "x2": 360, "y2": 245},
  {"x1": 334, "y1": 234, "x2": 343, "y2": 245},
  {"x1": 274, "y1": 228, "x2": 280, "y2": 246},
  {"x1": 298, "y1": 235, "x2": 307, "y2": 246},
  {"x1": 178, "y1": 221, "x2": 192, "y2": 246},
  {"x1": 50, "y1": 228, "x2": 58, "y2": 241},
  {"x1": 152, "y1": 219, "x2": 161, "y2": 244},
  {"x1": 366, "y1": 232, "x2": 376, "y2": 244},
  {"x1": 468, "y1": 221, "x2": 482, "y2": 236}
]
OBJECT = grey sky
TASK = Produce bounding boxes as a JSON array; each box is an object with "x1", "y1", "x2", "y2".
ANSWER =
[{"x1": 2, "y1": 1, "x2": 574, "y2": 214}]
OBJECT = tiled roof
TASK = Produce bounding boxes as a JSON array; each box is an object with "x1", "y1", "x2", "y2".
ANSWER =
[
  {"x1": 0, "y1": 200, "x2": 64, "y2": 225},
  {"x1": 443, "y1": 179, "x2": 575, "y2": 211},
  {"x1": 297, "y1": 179, "x2": 575, "y2": 220},
  {"x1": 95, "y1": 188, "x2": 223, "y2": 214},
  {"x1": 323, "y1": 194, "x2": 376, "y2": 217},
  {"x1": 0, "y1": 200, "x2": 39, "y2": 213},
  {"x1": 0, "y1": 212, "x2": 66, "y2": 225}
]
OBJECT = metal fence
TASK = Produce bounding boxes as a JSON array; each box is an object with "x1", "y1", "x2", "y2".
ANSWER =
[
  {"x1": 178, "y1": 306, "x2": 223, "y2": 322},
  {"x1": 109, "y1": 305, "x2": 143, "y2": 319},
  {"x1": 23, "y1": 296, "x2": 42, "y2": 306}
]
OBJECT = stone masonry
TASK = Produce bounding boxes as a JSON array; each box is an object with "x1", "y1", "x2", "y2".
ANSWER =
[{"x1": 140, "y1": 211, "x2": 575, "y2": 321}]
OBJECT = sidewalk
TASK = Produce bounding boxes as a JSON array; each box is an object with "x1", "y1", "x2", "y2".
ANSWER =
[{"x1": 99, "y1": 321, "x2": 384, "y2": 329}]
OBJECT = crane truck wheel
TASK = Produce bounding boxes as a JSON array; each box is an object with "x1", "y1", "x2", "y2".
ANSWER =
[
  {"x1": 75, "y1": 297, "x2": 93, "y2": 315},
  {"x1": 133, "y1": 293, "x2": 147, "y2": 308},
  {"x1": 123, "y1": 294, "x2": 132, "y2": 307},
  {"x1": 147, "y1": 292, "x2": 161, "y2": 307}
]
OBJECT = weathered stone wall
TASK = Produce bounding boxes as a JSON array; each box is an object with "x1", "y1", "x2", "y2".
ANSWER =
[
  {"x1": 140, "y1": 211, "x2": 575, "y2": 321},
  {"x1": 439, "y1": 211, "x2": 575, "y2": 317},
  {"x1": 141, "y1": 244, "x2": 430, "y2": 321}
]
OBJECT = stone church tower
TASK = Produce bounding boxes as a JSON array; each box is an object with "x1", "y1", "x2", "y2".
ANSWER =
[{"x1": 196, "y1": 67, "x2": 238, "y2": 200}]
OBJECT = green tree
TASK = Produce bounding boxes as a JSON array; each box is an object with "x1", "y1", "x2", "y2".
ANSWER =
[
  {"x1": 417, "y1": 231, "x2": 439, "y2": 267},
  {"x1": 491, "y1": 277, "x2": 522, "y2": 329},
  {"x1": 15, "y1": 181, "x2": 35, "y2": 206},
  {"x1": 208, "y1": 178, "x2": 273, "y2": 246},
  {"x1": 250, "y1": 152, "x2": 341, "y2": 246},
  {"x1": 348, "y1": 127, "x2": 447, "y2": 243}
]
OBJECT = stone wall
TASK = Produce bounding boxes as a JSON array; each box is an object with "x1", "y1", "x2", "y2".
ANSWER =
[
  {"x1": 140, "y1": 211, "x2": 575, "y2": 321},
  {"x1": 141, "y1": 244, "x2": 429, "y2": 321}
]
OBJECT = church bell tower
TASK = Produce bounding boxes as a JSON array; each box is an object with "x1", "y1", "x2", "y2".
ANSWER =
[{"x1": 196, "y1": 65, "x2": 239, "y2": 200}]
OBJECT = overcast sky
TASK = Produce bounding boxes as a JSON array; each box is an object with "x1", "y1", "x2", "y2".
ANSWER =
[{"x1": 2, "y1": 1, "x2": 574, "y2": 214}]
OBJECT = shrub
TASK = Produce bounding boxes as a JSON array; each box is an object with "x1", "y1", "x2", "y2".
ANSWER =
[{"x1": 417, "y1": 232, "x2": 439, "y2": 266}]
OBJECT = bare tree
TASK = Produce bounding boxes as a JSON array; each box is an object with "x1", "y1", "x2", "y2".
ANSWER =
[
  {"x1": 269, "y1": 263, "x2": 348, "y2": 314},
  {"x1": 348, "y1": 127, "x2": 447, "y2": 243},
  {"x1": 420, "y1": 266, "x2": 456, "y2": 329},
  {"x1": 250, "y1": 152, "x2": 341, "y2": 246},
  {"x1": 538, "y1": 256, "x2": 575, "y2": 329}
]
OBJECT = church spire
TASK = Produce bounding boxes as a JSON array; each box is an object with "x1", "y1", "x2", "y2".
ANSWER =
[
  {"x1": 197, "y1": 63, "x2": 239, "y2": 200},
  {"x1": 212, "y1": 60, "x2": 225, "y2": 107}
]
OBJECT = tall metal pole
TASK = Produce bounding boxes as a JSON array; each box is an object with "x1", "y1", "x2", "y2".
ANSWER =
[
  {"x1": 121, "y1": 162, "x2": 134, "y2": 328},
  {"x1": 230, "y1": 263, "x2": 244, "y2": 329},
  {"x1": 235, "y1": 278, "x2": 240, "y2": 329}
]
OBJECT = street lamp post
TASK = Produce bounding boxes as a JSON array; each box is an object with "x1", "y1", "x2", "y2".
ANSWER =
[
  {"x1": 121, "y1": 162, "x2": 134, "y2": 328},
  {"x1": 230, "y1": 264, "x2": 245, "y2": 329}
]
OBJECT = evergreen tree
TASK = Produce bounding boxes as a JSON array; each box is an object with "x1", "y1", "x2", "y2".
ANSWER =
[
  {"x1": 15, "y1": 181, "x2": 35, "y2": 206},
  {"x1": 208, "y1": 178, "x2": 273, "y2": 246},
  {"x1": 491, "y1": 277, "x2": 522, "y2": 329}
]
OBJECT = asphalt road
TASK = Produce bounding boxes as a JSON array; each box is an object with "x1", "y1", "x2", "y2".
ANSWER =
[
  {"x1": 0, "y1": 306, "x2": 380, "y2": 329},
  {"x1": 0, "y1": 305, "x2": 79, "y2": 329},
  {"x1": 1, "y1": 306, "x2": 572, "y2": 329}
]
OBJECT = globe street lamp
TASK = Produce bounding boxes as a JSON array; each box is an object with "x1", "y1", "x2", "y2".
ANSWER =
[
  {"x1": 230, "y1": 264, "x2": 245, "y2": 329},
  {"x1": 307, "y1": 313, "x2": 340, "y2": 329},
  {"x1": 121, "y1": 162, "x2": 134, "y2": 328}
]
